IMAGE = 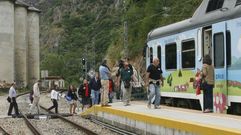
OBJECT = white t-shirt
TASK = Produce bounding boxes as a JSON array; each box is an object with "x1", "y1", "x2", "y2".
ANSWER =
[
  {"x1": 51, "y1": 89, "x2": 59, "y2": 100},
  {"x1": 9, "y1": 86, "x2": 16, "y2": 98}
]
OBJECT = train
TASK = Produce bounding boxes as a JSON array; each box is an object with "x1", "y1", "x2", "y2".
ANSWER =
[{"x1": 145, "y1": 0, "x2": 241, "y2": 114}]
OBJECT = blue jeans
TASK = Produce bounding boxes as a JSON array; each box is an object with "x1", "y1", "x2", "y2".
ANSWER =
[
  {"x1": 148, "y1": 84, "x2": 160, "y2": 106},
  {"x1": 91, "y1": 90, "x2": 100, "y2": 105}
]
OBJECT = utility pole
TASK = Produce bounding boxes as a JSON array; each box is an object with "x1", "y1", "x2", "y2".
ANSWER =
[
  {"x1": 124, "y1": 21, "x2": 128, "y2": 58},
  {"x1": 123, "y1": 0, "x2": 128, "y2": 58},
  {"x1": 82, "y1": 44, "x2": 87, "y2": 79},
  {"x1": 92, "y1": 37, "x2": 96, "y2": 70}
]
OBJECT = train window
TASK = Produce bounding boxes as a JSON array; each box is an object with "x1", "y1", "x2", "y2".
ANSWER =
[
  {"x1": 206, "y1": 0, "x2": 224, "y2": 12},
  {"x1": 157, "y1": 46, "x2": 161, "y2": 67},
  {"x1": 165, "y1": 43, "x2": 177, "y2": 70},
  {"x1": 150, "y1": 47, "x2": 153, "y2": 63},
  {"x1": 214, "y1": 33, "x2": 224, "y2": 68},
  {"x1": 236, "y1": 0, "x2": 241, "y2": 6},
  {"x1": 181, "y1": 40, "x2": 195, "y2": 68},
  {"x1": 226, "y1": 31, "x2": 231, "y2": 66}
]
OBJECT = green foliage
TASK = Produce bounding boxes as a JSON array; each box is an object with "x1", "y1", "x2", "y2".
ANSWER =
[
  {"x1": 41, "y1": 53, "x2": 65, "y2": 76},
  {"x1": 40, "y1": 0, "x2": 202, "y2": 84}
]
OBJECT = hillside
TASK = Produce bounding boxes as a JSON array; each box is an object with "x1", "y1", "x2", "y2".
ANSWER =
[{"x1": 32, "y1": 0, "x2": 202, "y2": 84}]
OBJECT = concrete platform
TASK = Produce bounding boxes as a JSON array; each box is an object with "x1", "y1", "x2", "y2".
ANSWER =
[{"x1": 82, "y1": 101, "x2": 241, "y2": 135}]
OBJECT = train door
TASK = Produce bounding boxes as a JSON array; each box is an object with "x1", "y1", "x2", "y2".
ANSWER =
[
  {"x1": 201, "y1": 27, "x2": 212, "y2": 111},
  {"x1": 150, "y1": 47, "x2": 153, "y2": 64},
  {"x1": 146, "y1": 46, "x2": 153, "y2": 68},
  {"x1": 212, "y1": 22, "x2": 228, "y2": 113},
  {"x1": 203, "y1": 27, "x2": 212, "y2": 56}
]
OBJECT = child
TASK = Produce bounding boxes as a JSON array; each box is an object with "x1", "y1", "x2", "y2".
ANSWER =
[
  {"x1": 195, "y1": 69, "x2": 201, "y2": 95},
  {"x1": 108, "y1": 79, "x2": 114, "y2": 103}
]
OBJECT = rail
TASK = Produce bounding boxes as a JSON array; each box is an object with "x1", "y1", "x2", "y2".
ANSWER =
[
  {"x1": 0, "y1": 126, "x2": 10, "y2": 135},
  {"x1": 39, "y1": 105, "x2": 98, "y2": 135},
  {"x1": 20, "y1": 111, "x2": 43, "y2": 135},
  {"x1": 90, "y1": 118, "x2": 137, "y2": 135}
]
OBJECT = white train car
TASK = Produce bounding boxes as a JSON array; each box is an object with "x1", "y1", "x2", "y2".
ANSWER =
[{"x1": 146, "y1": 0, "x2": 241, "y2": 114}]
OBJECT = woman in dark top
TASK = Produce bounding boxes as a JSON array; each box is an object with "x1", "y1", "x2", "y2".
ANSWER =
[
  {"x1": 67, "y1": 85, "x2": 78, "y2": 114},
  {"x1": 89, "y1": 73, "x2": 101, "y2": 105},
  {"x1": 201, "y1": 55, "x2": 215, "y2": 113},
  {"x1": 78, "y1": 79, "x2": 91, "y2": 111}
]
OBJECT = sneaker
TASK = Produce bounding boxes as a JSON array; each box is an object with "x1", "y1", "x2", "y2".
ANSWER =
[
  {"x1": 203, "y1": 109, "x2": 211, "y2": 113},
  {"x1": 124, "y1": 103, "x2": 130, "y2": 106},
  {"x1": 154, "y1": 106, "x2": 161, "y2": 109},
  {"x1": 147, "y1": 104, "x2": 151, "y2": 109},
  {"x1": 104, "y1": 104, "x2": 112, "y2": 107}
]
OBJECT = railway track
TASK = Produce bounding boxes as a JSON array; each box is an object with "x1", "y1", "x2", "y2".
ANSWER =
[
  {"x1": 90, "y1": 117, "x2": 137, "y2": 135},
  {"x1": 2, "y1": 92, "x2": 114, "y2": 135},
  {"x1": 20, "y1": 111, "x2": 43, "y2": 135},
  {"x1": 40, "y1": 105, "x2": 98, "y2": 135},
  {"x1": 0, "y1": 126, "x2": 10, "y2": 135}
]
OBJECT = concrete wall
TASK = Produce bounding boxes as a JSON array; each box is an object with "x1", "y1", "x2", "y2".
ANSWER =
[
  {"x1": 0, "y1": 0, "x2": 15, "y2": 83},
  {"x1": 0, "y1": 0, "x2": 40, "y2": 87},
  {"x1": 14, "y1": 4, "x2": 28, "y2": 87},
  {"x1": 96, "y1": 113, "x2": 197, "y2": 135},
  {"x1": 27, "y1": 9, "x2": 40, "y2": 86}
]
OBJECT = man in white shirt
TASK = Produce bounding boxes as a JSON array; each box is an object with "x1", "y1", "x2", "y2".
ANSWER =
[
  {"x1": 29, "y1": 80, "x2": 41, "y2": 114},
  {"x1": 7, "y1": 83, "x2": 20, "y2": 116},
  {"x1": 48, "y1": 85, "x2": 59, "y2": 113}
]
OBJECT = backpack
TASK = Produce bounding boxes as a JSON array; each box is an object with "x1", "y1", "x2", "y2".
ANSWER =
[{"x1": 7, "y1": 96, "x2": 11, "y2": 103}]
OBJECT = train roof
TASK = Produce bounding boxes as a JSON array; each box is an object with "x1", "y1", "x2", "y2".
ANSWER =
[{"x1": 147, "y1": 0, "x2": 241, "y2": 41}]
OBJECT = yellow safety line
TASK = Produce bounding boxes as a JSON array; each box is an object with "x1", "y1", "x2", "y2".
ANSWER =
[{"x1": 81, "y1": 105, "x2": 241, "y2": 135}]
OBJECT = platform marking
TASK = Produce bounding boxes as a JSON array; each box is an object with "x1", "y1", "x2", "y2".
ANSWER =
[{"x1": 82, "y1": 105, "x2": 241, "y2": 135}]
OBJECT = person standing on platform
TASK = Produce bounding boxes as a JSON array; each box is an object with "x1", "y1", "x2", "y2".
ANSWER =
[
  {"x1": 99, "y1": 59, "x2": 111, "y2": 107},
  {"x1": 117, "y1": 61, "x2": 134, "y2": 106},
  {"x1": 89, "y1": 72, "x2": 101, "y2": 105},
  {"x1": 48, "y1": 85, "x2": 60, "y2": 113},
  {"x1": 7, "y1": 83, "x2": 20, "y2": 116},
  {"x1": 115, "y1": 60, "x2": 124, "y2": 100},
  {"x1": 29, "y1": 80, "x2": 41, "y2": 114},
  {"x1": 201, "y1": 55, "x2": 215, "y2": 113},
  {"x1": 108, "y1": 79, "x2": 114, "y2": 103},
  {"x1": 146, "y1": 57, "x2": 163, "y2": 109},
  {"x1": 124, "y1": 57, "x2": 133, "y2": 72}
]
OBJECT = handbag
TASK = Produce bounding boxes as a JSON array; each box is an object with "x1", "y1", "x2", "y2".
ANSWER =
[
  {"x1": 65, "y1": 95, "x2": 72, "y2": 101},
  {"x1": 7, "y1": 96, "x2": 11, "y2": 103},
  {"x1": 124, "y1": 80, "x2": 131, "y2": 88},
  {"x1": 200, "y1": 78, "x2": 207, "y2": 90}
]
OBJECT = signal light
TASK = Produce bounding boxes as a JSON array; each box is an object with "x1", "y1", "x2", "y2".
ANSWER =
[{"x1": 82, "y1": 58, "x2": 85, "y2": 65}]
